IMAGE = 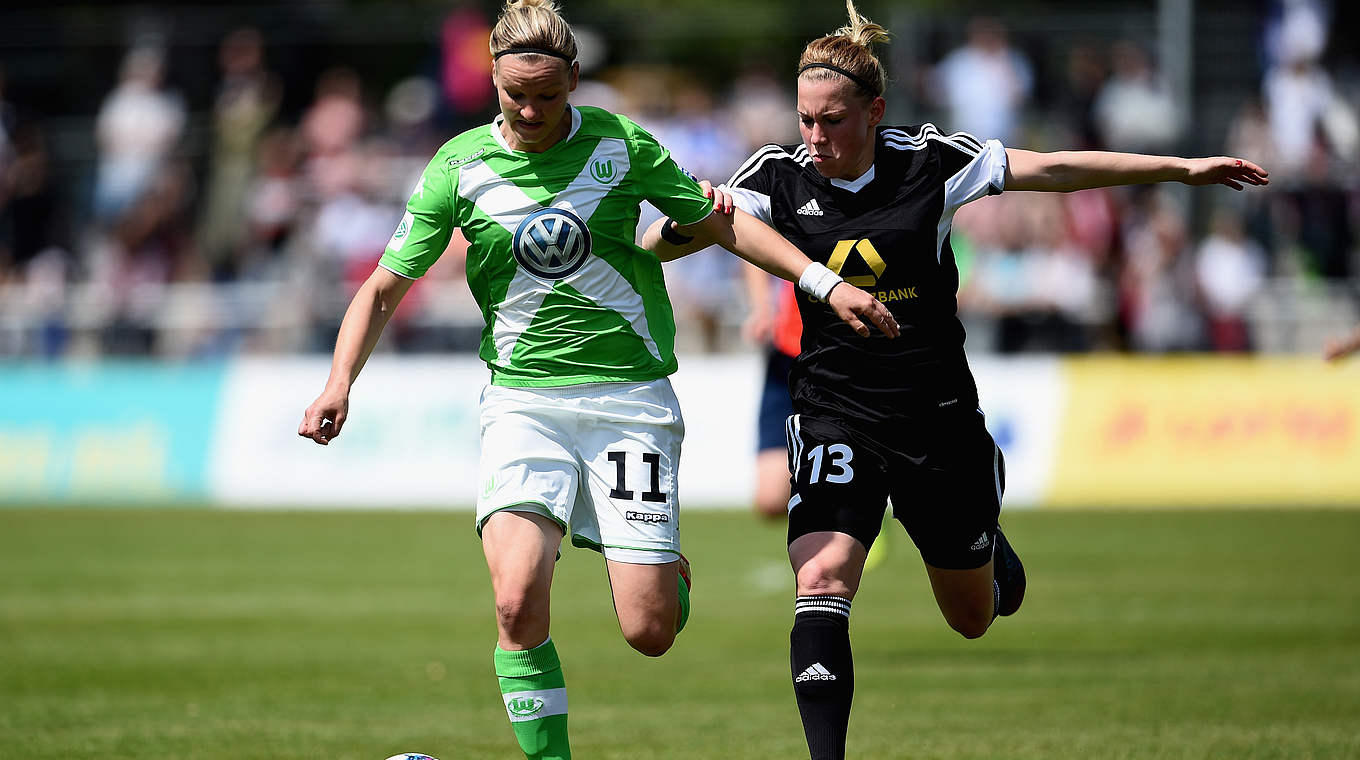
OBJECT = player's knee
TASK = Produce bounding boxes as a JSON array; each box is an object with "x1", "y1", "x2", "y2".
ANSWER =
[
  {"x1": 622, "y1": 620, "x2": 676, "y2": 657},
  {"x1": 495, "y1": 594, "x2": 548, "y2": 643},
  {"x1": 794, "y1": 560, "x2": 856, "y2": 599}
]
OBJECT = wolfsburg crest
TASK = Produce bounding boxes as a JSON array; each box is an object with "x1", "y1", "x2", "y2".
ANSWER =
[
  {"x1": 512, "y1": 206, "x2": 592, "y2": 279},
  {"x1": 590, "y1": 159, "x2": 615, "y2": 183},
  {"x1": 507, "y1": 696, "x2": 546, "y2": 717}
]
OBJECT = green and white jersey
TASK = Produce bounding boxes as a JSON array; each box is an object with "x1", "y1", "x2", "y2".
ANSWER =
[{"x1": 379, "y1": 105, "x2": 713, "y2": 387}]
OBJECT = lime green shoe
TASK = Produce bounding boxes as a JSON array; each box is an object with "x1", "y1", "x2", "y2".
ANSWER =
[{"x1": 864, "y1": 528, "x2": 890, "y2": 573}]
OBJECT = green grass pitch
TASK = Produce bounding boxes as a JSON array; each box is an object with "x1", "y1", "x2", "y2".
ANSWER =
[{"x1": 2, "y1": 508, "x2": 1358, "y2": 759}]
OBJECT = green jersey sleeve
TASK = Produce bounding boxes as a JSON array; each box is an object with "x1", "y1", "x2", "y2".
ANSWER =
[
  {"x1": 378, "y1": 154, "x2": 457, "y2": 279},
  {"x1": 625, "y1": 118, "x2": 713, "y2": 227}
]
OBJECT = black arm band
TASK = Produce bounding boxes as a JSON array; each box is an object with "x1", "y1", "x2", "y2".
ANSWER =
[{"x1": 659, "y1": 218, "x2": 695, "y2": 245}]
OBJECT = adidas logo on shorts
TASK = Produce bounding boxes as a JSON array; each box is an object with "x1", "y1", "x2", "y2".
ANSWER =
[
  {"x1": 796, "y1": 199, "x2": 824, "y2": 216},
  {"x1": 970, "y1": 532, "x2": 992, "y2": 551},
  {"x1": 795, "y1": 662, "x2": 837, "y2": 682}
]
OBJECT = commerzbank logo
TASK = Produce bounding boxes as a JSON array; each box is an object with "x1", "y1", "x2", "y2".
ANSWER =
[
  {"x1": 589, "y1": 158, "x2": 615, "y2": 183},
  {"x1": 828, "y1": 239, "x2": 887, "y2": 287},
  {"x1": 512, "y1": 206, "x2": 592, "y2": 279},
  {"x1": 507, "y1": 696, "x2": 546, "y2": 717}
]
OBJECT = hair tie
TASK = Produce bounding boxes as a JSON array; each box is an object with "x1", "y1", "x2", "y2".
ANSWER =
[
  {"x1": 797, "y1": 62, "x2": 879, "y2": 95},
  {"x1": 494, "y1": 46, "x2": 575, "y2": 63}
]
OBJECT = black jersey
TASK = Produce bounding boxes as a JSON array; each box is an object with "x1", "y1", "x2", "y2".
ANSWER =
[{"x1": 725, "y1": 124, "x2": 1007, "y2": 426}]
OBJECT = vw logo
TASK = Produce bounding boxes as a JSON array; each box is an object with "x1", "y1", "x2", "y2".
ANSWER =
[{"x1": 512, "y1": 207, "x2": 592, "y2": 279}]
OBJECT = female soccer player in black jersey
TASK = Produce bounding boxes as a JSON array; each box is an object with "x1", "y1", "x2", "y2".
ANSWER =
[{"x1": 645, "y1": 3, "x2": 1268, "y2": 758}]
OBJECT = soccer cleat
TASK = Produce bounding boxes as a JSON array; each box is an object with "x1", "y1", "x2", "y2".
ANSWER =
[{"x1": 992, "y1": 527, "x2": 1025, "y2": 617}]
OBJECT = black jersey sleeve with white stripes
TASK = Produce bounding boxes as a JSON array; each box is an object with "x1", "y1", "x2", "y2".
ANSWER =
[
  {"x1": 880, "y1": 124, "x2": 1007, "y2": 215},
  {"x1": 718, "y1": 143, "x2": 806, "y2": 226}
]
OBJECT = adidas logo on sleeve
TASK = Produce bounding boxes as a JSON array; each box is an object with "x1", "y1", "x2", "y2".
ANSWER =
[
  {"x1": 795, "y1": 662, "x2": 837, "y2": 682},
  {"x1": 796, "y1": 199, "x2": 824, "y2": 216}
]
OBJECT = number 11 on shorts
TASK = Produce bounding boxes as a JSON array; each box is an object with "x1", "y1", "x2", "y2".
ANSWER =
[{"x1": 607, "y1": 451, "x2": 667, "y2": 503}]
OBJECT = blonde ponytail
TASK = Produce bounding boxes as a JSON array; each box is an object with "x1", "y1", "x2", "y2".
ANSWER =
[{"x1": 798, "y1": 0, "x2": 890, "y2": 97}]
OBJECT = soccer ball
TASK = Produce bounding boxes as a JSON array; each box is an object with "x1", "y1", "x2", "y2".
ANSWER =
[{"x1": 383, "y1": 755, "x2": 439, "y2": 760}]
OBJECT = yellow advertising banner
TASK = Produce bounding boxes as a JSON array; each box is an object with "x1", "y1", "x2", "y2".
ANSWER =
[{"x1": 1048, "y1": 357, "x2": 1360, "y2": 507}]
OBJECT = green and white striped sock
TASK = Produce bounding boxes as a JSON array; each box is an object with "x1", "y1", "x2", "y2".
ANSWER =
[
  {"x1": 676, "y1": 567, "x2": 691, "y2": 635},
  {"x1": 494, "y1": 638, "x2": 570, "y2": 760}
]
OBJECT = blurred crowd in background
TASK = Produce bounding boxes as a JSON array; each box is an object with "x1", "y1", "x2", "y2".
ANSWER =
[{"x1": 0, "y1": 0, "x2": 1357, "y2": 359}]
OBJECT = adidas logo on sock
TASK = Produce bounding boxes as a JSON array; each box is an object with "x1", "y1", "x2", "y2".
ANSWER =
[
  {"x1": 796, "y1": 199, "x2": 824, "y2": 216},
  {"x1": 970, "y1": 532, "x2": 992, "y2": 551},
  {"x1": 795, "y1": 662, "x2": 837, "y2": 683}
]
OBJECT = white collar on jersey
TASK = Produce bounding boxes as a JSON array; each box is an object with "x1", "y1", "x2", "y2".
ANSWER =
[
  {"x1": 490, "y1": 104, "x2": 583, "y2": 153},
  {"x1": 828, "y1": 163, "x2": 876, "y2": 193}
]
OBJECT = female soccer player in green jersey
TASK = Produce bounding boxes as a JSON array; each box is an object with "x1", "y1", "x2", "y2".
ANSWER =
[
  {"x1": 646, "y1": 3, "x2": 1268, "y2": 758},
  {"x1": 298, "y1": 2, "x2": 896, "y2": 758}
]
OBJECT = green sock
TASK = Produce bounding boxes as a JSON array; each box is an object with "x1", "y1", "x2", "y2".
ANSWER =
[
  {"x1": 495, "y1": 638, "x2": 571, "y2": 760},
  {"x1": 676, "y1": 568, "x2": 691, "y2": 635}
]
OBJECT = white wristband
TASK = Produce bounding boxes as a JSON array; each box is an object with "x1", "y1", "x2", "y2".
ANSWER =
[{"x1": 798, "y1": 262, "x2": 844, "y2": 302}]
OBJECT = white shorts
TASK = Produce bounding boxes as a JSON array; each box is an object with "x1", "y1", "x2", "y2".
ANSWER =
[{"x1": 476, "y1": 378, "x2": 685, "y2": 565}]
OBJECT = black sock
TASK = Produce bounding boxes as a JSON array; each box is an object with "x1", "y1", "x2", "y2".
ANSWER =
[{"x1": 791, "y1": 595, "x2": 854, "y2": 760}]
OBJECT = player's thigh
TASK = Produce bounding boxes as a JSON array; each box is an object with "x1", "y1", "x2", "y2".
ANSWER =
[
  {"x1": 923, "y1": 560, "x2": 996, "y2": 637},
  {"x1": 476, "y1": 385, "x2": 581, "y2": 536},
  {"x1": 481, "y1": 510, "x2": 565, "y2": 644},
  {"x1": 482, "y1": 510, "x2": 565, "y2": 601},
  {"x1": 577, "y1": 380, "x2": 685, "y2": 563},
  {"x1": 604, "y1": 557, "x2": 680, "y2": 626},
  {"x1": 891, "y1": 409, "x2": 1004, "y2": 572},
  {"x1": 786, "y1": 414, "x2": 892, "y2": 554}
]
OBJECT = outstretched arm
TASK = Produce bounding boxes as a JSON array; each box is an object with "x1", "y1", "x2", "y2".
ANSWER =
[
  {"x1": 1004, "y1": 149, "x2": 1269, "y2": 193},
  {"x1": 299, "y1": 267, "x2": 414, "y2": 445}
]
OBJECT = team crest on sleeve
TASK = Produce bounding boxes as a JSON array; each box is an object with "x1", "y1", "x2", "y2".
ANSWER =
[
  {"x1": 512, "y1": 206, "x2": 593, "y2": 279},
  {"x1": 386, "y1": 211, "x2": 415, "y2": 252}
]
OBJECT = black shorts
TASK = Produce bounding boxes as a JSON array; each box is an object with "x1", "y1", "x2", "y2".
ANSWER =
[{"x1": 784, "y1": 409, "x2": 1005, "y2": 570}]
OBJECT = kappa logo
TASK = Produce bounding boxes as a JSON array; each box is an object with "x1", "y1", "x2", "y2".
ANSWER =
[
  {"x1": 447, "y1": 148, "x2": 487, "y2": 168},
  {"x1": 625, "y1": 510, "x2": 669, "y2": 524},
  {"x1": 796, "y1": 199, "x2": 824, "y2": 216},
  {"x1": 795, "y1": 663, "x2": 837, "y2": 683},
  {"x1": 512, "y1": 206, "x2": 593, "y2": 279},
  {"x1": 507, "y1": 696, "x2": 546, "y2": 717},
  {"x1": 590, "y1": 158, "x2": 615, "y2": 183}
]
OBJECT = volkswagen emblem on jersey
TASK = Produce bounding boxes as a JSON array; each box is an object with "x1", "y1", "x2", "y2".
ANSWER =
[{"x1": 512, "y1": 206, "x2": 593, "y2": 279}]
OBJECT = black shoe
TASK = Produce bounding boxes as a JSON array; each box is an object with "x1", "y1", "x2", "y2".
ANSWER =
[{"x1": 992, "y1": 527, "x2": 1025, "y2": 617}]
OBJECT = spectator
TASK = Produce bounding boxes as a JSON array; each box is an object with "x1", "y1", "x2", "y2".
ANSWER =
[
  {"x1": 1261, "y1": 5, "x2": 1358, "y2": 176},
  {"x1": 1119, "y1": 196, "x2": 1205, "y2": 352},
  {"x1": 931, "y1": 17, "x2": 1033, "y2": 144},
  {"x1": 0, "y1": 125, "x2": 61, "y2": 283},
  {"x1": 1092, "y1": 41, "x2": 1181, "y2": 153},
  {"x1": 92, "y1": 46, "x2": 185, "y2": 226},
  {"x1": 1195, "y1": 208, "x2": 1267, "y2": 351},
  {"x1": 198, "y1": 28, "x2": 281, "y2": 281}
]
